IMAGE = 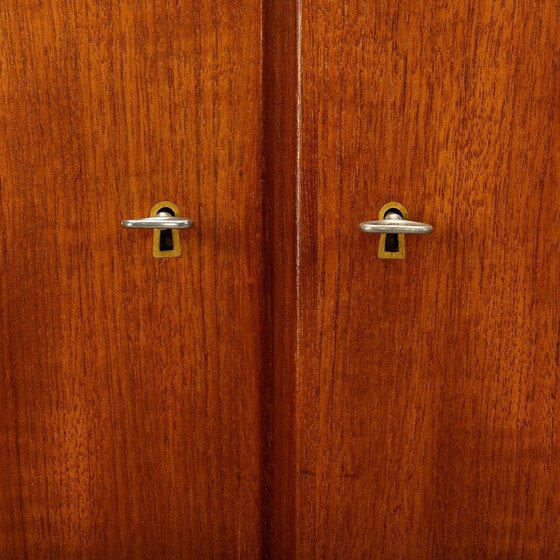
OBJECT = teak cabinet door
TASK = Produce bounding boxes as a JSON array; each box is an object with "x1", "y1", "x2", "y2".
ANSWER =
[
  {"x1": 269, "y1": 0, "x2": 560, "y2": 558},
  {"x1": 0, "y1": 2, "x2": 266, "y2": 558},
  {"x1": 2, "y1": 1, "x2": 560, "y2": 559}
]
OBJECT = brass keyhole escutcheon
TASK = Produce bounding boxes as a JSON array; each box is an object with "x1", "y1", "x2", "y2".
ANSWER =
[
  {"x1": 359, "y1": 202, "x2": 432, "y2": 258},
  {"x1": 151, "y1": 201, "x2": 182, "y2": 258},
  {"x1": 378, "y1": 202, "x2": 408, "y2": 260}
]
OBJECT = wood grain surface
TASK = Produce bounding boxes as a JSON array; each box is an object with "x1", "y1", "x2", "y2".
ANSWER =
[
  {"x1": 0, "y1": 1, "x2": 266, "y2": 558},
  {"x1": 2, "y1": 1, "x2": 560, "y2": 558},
  {"x1": 280, "y1": 0, "x2": 560, "y2": 558}
]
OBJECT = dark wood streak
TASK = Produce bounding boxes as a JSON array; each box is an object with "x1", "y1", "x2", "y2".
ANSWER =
[{"x1": 263, "y1": 0, "x2": 300, "y2": 557}]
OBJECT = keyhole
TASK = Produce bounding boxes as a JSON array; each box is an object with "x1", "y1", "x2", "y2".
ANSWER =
[
  {"x1": 384, "y1": 233, "x2": 399, "y2": 253},
  {"x1": 383, "y1": 209, "x2": 403, "y2": 253},
  {"x1": 150, "y1": 201, "x2": 183, "y2": 259},
  {"x1": 157, "y1": 208, "x2": 175, "y2": 252},
  {"x1": 377, "y1": 202, "x2": 408, "y2": 260}
]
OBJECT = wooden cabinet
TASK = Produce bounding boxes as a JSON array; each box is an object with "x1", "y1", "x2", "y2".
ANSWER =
[{"x1": 1, "y1": 1, "x2": 559, "y2": 558}]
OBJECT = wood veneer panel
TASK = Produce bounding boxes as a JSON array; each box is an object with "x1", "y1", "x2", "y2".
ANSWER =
[
  {"x1": 291, "y1": 0, "x2": 560, "y2": 557},
  {"x1": 0, "y1": 1, "x2": 266, "y2": 558}
]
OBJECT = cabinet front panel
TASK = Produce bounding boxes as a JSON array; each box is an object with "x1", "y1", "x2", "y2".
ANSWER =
[
  {"x1": 293, "y1": 1, "x2": 560, "y2": 557},
  {"x1": 0, "y1": 2, "x2": 266, "y2": 558}
]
